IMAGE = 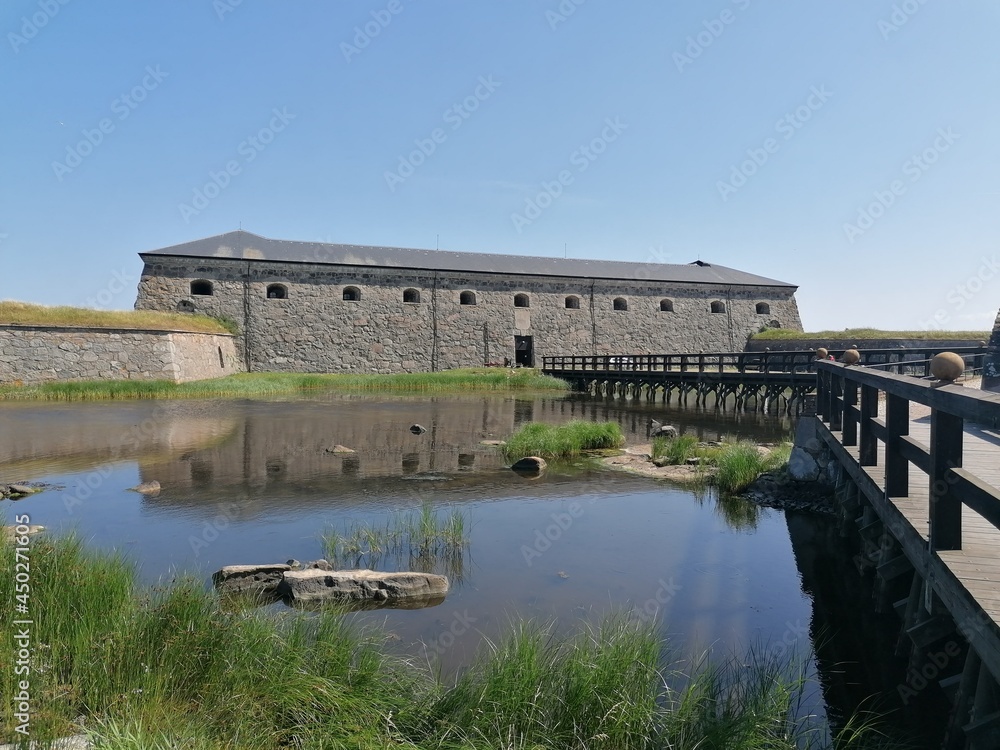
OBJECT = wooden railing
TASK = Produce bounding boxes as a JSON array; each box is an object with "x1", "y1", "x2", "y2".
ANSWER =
[
  {"x1": 543, "y1": 347, "x2": 987, "y2": 377},
  {"x1": 816, "y1": 361, "x2": 1000, "y2": 552}
]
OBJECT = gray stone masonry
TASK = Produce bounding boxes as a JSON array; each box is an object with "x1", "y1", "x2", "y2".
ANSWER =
[
  {"x1": 985, "y1": 307, "x2": 1000, "y2": 392},
  {"x1": 0, "y1": 326, "x2": 241, "y2": 384},
  {"x1": 135, "y1": 256, "x2": 804, "y2": 373}
]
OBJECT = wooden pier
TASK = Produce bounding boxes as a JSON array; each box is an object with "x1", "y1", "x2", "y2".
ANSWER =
[
  {"x1": 817, "y1": 361, "x2": 1000, "y2": 749},
  {"x1": 542, "y1": 347, "x2": 987, "y2": 413}
]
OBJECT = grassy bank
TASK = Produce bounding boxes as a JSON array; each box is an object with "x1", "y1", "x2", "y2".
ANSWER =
[
  {"x1": 0, "y1": 368, "x2": 569, "y2": 401},
  {"x1": 752, "y1": 326, "x2": 990, "y2": 341},
  {"x1": 502, "y1": 420, "x2": 625, "y2": 461},
  {"x1": 0, "y1": 300, "x2": 235, "y2": 334},
  {"x1": 0, "y1": 534, "x2": 898, "y2": 748},
  {"x1": 652, "y1": 436, "x2": 792, "y2": 493}
]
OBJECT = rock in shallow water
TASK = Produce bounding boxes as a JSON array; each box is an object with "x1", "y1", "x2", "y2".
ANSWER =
[
  {"x1": 277, "y1": 568, "x2": 449, "y2": 605},
  {"x1": 212, "y1": 563, "x2": 291, "y2": 595}
]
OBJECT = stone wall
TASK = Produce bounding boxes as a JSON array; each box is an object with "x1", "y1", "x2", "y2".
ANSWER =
[
  {"x1": 0, "y1": 325, "x2": 242, "y2": 384},
  {"x1": 985, "y1": 308, "x2": 1000, "y2": 392},
  {"x1": 135, "y1": 256, "x2": 803, "y2": 373}
]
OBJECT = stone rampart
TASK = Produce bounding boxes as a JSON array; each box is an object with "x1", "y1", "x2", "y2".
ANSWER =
[{"x1": 0, "y1": 325, "x2": 242, "y2": 384}]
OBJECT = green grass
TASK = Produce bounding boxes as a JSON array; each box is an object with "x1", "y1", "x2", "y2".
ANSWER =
[
  {"x1": 0, "y1": 368, "x2": 569, "y2": 401},
  {"x1": 0, "y1": 300, "x2": 234, "y2": 334},
  {"x1": 714, "y1": 441, "x2": 791, "y2": 494},
  {"x1": 652, "y1": 434, "x2": 700, "y2": 464},
  {"x1": 651, "y1": 436, "x2": 792, "y2": 494},
  {"x1": 0, "y1": 534, "x2": 904, "y2": 749},
  {"x1": 501, "y1": 420, "x2": 626, "y2": 461},
  {"x1": 322, "y1": 506, "x2": 469, "y2": 580},
  {"x1": 752, "y1": 326, "x2": 990, "y2": 341}
]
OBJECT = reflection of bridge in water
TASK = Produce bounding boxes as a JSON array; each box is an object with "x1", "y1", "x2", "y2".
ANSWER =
[{"x1": 543, "y1": 347, "x2": 988, "y2": 414}]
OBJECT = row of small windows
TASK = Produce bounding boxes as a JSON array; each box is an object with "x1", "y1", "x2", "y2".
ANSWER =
[{"x1": 189, "y1": 281, "x2": 770, "y2": 314}]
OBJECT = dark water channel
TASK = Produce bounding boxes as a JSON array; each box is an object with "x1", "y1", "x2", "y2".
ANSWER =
[{"x1": 0, "y1": 393, "x2": 948, "y2": 746}]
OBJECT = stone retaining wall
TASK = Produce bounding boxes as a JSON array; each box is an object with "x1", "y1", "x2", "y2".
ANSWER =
[{"x1": 0, "y1": 325, "x2": 242, "y2": 384}]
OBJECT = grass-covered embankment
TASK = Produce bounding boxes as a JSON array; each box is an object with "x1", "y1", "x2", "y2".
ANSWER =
[
  {"x1": 752, "y1": 327, "x2": 990, "y2": 341},
  {"x1": 0, "y1": 368, "x2": 569, "y2": 401},
  {"x1": 651, "y1": 436, "x2": 792, "y2": 493},
  {"x1": 0, "y1": 533, "x2": 897, "y2": 748},
  {"x1": 502, "y1": 420, "x2": 625, "y2": 461},
  {"x1": 0, "y1": 300, "x2": 235, "y2": 335}
]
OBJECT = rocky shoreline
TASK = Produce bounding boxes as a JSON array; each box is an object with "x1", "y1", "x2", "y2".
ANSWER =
[{"x1": 601, "y1": 443, "x2": 836, "y2": 516}]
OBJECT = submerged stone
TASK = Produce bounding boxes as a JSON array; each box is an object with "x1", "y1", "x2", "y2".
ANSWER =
[{"x1": 277, "y1": 568, "x2": 449, "y2": 605}]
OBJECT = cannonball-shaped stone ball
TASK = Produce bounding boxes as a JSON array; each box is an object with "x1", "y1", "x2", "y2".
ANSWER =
[
  {"x1": 816, "y1": 347, "x2": 829, "y2": 360},
  {"x1": 930, "y1": 352, "x2": 965, "y2": 381},
  {"x1": 841, "y1": 349, "x2": 860, "y2": 365}
]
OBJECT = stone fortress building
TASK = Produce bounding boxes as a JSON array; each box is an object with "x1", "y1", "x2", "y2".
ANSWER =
[{"x1": 134, "y1": 230, "x2": 803, "y2": 373}]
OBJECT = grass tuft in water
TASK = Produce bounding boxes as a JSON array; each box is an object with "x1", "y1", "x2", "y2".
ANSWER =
[
  {"x1": 501, "y1": 420, "x2": 625, "y2": 461},
  {"x1": 322, "y1": 506, "x2": 469, "y2": 580}
]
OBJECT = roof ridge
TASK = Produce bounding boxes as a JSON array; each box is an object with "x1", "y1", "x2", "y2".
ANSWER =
[{"x1": 139, "y1": 231, "x2": 797, "y2": 288}]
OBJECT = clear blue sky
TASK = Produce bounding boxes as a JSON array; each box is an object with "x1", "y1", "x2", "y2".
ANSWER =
[{"x1": 3, "y1": 1, "x2": 999, "y2": 332}]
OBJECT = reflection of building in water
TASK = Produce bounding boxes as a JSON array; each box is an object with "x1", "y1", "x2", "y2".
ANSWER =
[{"x1": 0, "y1": 401, "x2": 240, "y2": 483}]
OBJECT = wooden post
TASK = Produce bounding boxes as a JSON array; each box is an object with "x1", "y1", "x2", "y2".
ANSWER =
[
  {"x1": 859, "y1": 384, "x2": 878, "y2": 466},
  {"x1": 843, "y1": 379, "x2": 859, "y2": 446},
  {"x1": 885, "y1": 393, "x2": 909, "y2": 498},
  {"x1": 830, "y1": 373, "x2": 844, "y2": 432},
  {"x1": 930, "y1": 408, "x2": 964, "y2": 551}
]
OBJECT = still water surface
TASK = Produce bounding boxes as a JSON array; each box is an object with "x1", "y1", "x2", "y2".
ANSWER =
[{"x1": 0, "y1": 393, "x2": 946, "y2": 746}]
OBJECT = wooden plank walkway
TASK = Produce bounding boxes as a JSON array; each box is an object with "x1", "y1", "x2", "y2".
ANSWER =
[{"x1": 820, "y1": 410, "x2": 1000, "y2": 673}]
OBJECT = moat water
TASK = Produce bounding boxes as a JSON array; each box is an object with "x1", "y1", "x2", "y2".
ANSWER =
[{"x1": 0, "y1": 393, "x2": 949, "y2": 747}]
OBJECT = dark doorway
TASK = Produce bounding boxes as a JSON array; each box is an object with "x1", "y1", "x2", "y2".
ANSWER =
[{"x1": 514, "y1": 336, "x2": 534, "y2": 367}]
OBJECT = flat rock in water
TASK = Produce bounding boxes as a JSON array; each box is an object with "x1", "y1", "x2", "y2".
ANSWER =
[
  {"x1": 325, "y1": 445, "x2": 356, "y2": 454},
  {"x1": 212, "y1": 563, "x2": 291, "y2": 595},
  {"x1": 278, "y1": 568, "x2": 449, "y2": 604},
  {"x1": 129, "y1": 480, "x2": 161, "y2": 495}
]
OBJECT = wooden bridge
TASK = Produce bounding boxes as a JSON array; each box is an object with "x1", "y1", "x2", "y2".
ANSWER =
[
  {"x1": 542, "y1": 347, "x2": 988, "y2": 413},
  {"x1": 816, "y1": 361, "x2": 1000, "y2": 749}
]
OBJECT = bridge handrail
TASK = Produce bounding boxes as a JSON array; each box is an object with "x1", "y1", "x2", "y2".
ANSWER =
[
  {"x1": 816, "y1": 360, "x2": 1000, "y2": 553},
  {"x1": 542, "y1": 346, "x2": 987, "y2": 377}
]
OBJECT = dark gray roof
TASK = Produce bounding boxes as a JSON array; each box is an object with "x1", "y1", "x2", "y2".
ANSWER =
[{"x1": 140, "y1": 231, "x2": 796, "y2": 288}]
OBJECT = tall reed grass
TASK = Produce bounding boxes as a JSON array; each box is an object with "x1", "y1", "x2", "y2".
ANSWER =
[
  {"x1": 322, "y1": 506, "x2": 469, "y2": 580},
  {"x1": 501, "y1": 420, "x2": 625, "y2": 461},
  {"x1": 0, "y1": 534, "x2": 903, "y2": 749},
  {"x1": 0, "y1": 368, "x2": 568, "y2": 402}
]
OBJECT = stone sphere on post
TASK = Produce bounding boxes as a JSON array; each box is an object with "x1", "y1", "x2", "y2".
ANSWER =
[
  {"x1": 930, "y1": 352, "x2": 965, "y2": 382},
  {"x1": 841, "y1": 349, "x2": 860, "y2": 365},
  {"x1": 816, "y1": 347, "x2": 829, "y2": 360}
]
